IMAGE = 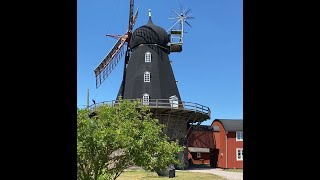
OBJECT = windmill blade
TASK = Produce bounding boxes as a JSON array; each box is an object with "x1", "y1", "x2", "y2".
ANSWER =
[
  {"x1": 185, "y1": 20, "x2": 192, "y2": 28},
  {"x1": 179, "y1": 4, "x2": 183, "y2": 15},
  {"x1": 106, "y1": 34, "x2": 123, "y2": 39},
  {"x1": 94, "y1": 37, "x2": 126, "y2": 88},
  {"x1": 171, "y1": 9, "x2": 180, "y2": 17},
  {"x1": 168, "y1": 17, "x2": 180, "y2": 20},
  {"x1": 185, "y1": 16, "x2": 195, "y2": 19},
  {"x1": 184, "y1": 8, "x2": 192, "y2": 15},
  {"x1": 127, "y1": 1, "x2": 139, "y2": 33},
  {"x1": 127, "y1": 0, "x2": 135, "y2": 31},
  {"x1": 132, "y1": 7, "x2": 139, "y2": 31}
]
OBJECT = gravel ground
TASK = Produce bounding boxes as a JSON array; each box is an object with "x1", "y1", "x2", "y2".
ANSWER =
[{"x1": 179, "y1": 168, "x2": 243, "y2": 180}]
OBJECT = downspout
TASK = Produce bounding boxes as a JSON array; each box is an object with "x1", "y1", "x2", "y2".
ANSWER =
[{"x1": 225, "y1": 131, "x2": 228, "y2": 169}]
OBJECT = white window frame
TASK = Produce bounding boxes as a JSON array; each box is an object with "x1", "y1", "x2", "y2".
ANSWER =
[
  {"x1": 236, "y1": 131, "x2": 243, "y2": 141},
  {"x1": 142, "y1": 93, "x2": 149, "y2": 105},
  {"x1": 144, "y1": 71, "x2": 150, "y2": 82},
  {"x1": 145, "y1": 52, "x2": 151, "y2": 62},
  {"x1": 236, "y1": 148, "x2": 243, "y2": 161},
  {"x1": 196, "y1": 152, "x2": 201, "y2": 158}
]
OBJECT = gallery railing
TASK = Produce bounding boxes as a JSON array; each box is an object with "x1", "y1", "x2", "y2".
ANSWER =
[{"x1": 88, "y1": 99, "x2": 210, "y2": 117}]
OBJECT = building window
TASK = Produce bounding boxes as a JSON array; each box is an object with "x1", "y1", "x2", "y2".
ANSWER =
[
  {"x1": 145, "y1": 52, "x2": 151, "y2": 62},
  {"x1": 142, "y1": 93, "x2": 149, "y2": 105},
  {"x1": 196, "y1": 152, "x2": 201, "y2": 158},
  {"x1": 144, "y1": 71, "x2": 150, "y2": 82},
  {"x1": 236, "y1": 131, "x2": 243, "y2": 141},
  {"x1": 236, "y1": 148, "x2": 243, "y2": 161}
]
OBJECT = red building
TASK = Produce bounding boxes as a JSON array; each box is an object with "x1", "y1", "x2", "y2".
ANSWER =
[
  {"x1": 212, "y1": 119, "x2": 243, "y2": 169},
  {"x1": 187, "y1": 119, "x2": 243, "y2": 169}
]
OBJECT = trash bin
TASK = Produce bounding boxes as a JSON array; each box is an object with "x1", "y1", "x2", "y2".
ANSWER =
[
  {"x1": 169, "y1": 169, "x2": 175, "y2": 178},
  {"x1": 168, "y1": 164, "x2": 175, "y2": 178}
]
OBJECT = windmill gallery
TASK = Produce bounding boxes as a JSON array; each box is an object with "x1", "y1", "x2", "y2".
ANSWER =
[{"x1": 88, "y1": 0, "x2": 211, "y2": 169}]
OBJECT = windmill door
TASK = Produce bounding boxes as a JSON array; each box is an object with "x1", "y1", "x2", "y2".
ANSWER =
[{"x1": 169, "y1": 95, "x2": 179, "y2": 109}]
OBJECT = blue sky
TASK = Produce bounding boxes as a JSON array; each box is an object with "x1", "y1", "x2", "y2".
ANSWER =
[{"x1": 77, "y1": 0, "x2": 243, "y2": 125}]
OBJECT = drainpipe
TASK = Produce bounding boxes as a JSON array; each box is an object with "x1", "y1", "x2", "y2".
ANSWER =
[{"x1": 225, "y1": 131, "x2": 228, "y2": 169}]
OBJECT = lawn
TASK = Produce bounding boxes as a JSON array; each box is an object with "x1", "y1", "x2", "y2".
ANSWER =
[{"x1": 117, "y1": 170, "x2": 227, "y2": 180}]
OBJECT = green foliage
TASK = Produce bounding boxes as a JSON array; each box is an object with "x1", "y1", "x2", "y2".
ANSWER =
[{"x1": 77, "y1": 100, "x2": 183, "y2": 180}]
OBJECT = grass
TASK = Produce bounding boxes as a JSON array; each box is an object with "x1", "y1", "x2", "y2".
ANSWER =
[
  {"x1": 117, "y1": 170, "x2": 227, "y2": 180},
  {"x1": 223, "y1": 169, "x2": 243, "y2": 172}
]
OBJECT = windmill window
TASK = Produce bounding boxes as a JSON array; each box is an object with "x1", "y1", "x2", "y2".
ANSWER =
[
  {"x1": 144, "y1": 71, "x2": 150, "y2": 82},
  {"x1": 145, "y1": 52, "x2": 152, "y2": 62},
  {"x1": 142, "y1": 93, "x2": 150, "y2": 105}
]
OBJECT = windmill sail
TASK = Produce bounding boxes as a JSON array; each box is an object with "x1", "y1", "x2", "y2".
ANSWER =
[
  {"x1": 94, "y1": 0, "x2": 138, "y2": 89},
  {"x1": 94, "y1": 37, "x2": 126, "y2": 88}
]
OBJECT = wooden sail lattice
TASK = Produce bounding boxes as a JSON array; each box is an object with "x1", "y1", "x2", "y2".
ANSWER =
[
  {"x1": 94, "y1": 0, "x2": 138, "y2": 89},
  {"x1": 94, "y1": 37, "x2": 126, "y2": 88}
]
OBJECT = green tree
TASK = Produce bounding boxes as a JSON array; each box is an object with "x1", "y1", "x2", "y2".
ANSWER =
[{"x1": 77, "y1": 100, "x2": 182, "y2": 180}]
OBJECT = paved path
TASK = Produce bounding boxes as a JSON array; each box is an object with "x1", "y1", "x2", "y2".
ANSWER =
[{"x1": 178, "y1": 168, "x2": 243, "y2": 180}]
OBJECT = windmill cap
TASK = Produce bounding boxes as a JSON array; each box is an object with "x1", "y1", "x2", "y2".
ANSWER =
[{"x1": 130, "y1": 11, "x2": 169, "y2": 49}]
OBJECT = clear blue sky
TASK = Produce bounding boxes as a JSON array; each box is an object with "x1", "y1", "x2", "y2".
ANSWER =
[{"x1": 77, "y1": 0, "x2": 243, "y2": 125}]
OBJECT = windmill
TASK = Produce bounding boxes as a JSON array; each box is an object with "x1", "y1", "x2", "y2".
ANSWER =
[{"x1": 90, "y1": 1, "x2": 211, "y2": 170}]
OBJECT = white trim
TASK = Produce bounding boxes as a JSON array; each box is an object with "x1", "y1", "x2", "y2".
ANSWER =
[
  {"x1": 236, "y1": 131, "x2": 243, "y2": 141},
  {"x1": 236, "y1": 148, "x2": 243, "y2": 161},
  {"x1": 142, "y1": 93, "x2": 149, "y2": 105},
  {"x1": 145, "y1": 52, "x2": 151, "y2": 62},
  {"x1": 144, "y1": 71, "x2": 150, "y2": 82},
  {"x1": 196, "y1": 152, "x2": 201, "y2": 158}
]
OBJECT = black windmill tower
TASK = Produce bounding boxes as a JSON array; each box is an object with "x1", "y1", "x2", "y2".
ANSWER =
[
  {"x1": 121, "y1": 10, "x2": 181, "y2": 101},
  {"x1": 91, "y1": 1, "x2": 211, "y2": 169}
]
